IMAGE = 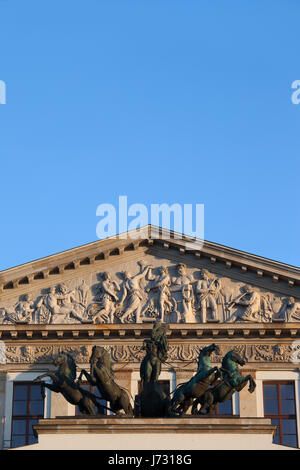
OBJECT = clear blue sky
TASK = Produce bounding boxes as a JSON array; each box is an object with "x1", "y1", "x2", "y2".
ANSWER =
[{"x1": 0, "y1": 0, "x2": 300, "y2": 270}]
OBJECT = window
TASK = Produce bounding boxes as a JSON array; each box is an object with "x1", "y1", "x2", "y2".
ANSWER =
[
  {"x1": 11, "y1": 382, "x2": 44, "y2": 448},
  {"x1": 263, "y1": 381, "x2": 298, "y2": 448},
  {"x1": 214, "y1": 398, "x2": 233, "y2": 415},
  {"x1": 75, "y1": 382, "x2": 107, "y2": 415}
]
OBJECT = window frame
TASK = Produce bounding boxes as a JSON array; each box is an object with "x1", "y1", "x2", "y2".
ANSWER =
[
  {"x1": 263, "y1": 380, "x2": 298, "y2": 447},
  {"x1": 256, "y1": 371, "x2": 300, "y2": 449},
  {"x1": 4, "y1": 372, "x2": 50, "y2": 449},
  {"x1": 11, "y1": 381, "x2": 45, "y2": 448}
]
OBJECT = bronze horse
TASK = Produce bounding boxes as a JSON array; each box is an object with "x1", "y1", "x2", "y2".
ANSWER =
[
  {"x1": 33, "y1": 353, "x2": 104, "y2": 415},
  {"x1": 78, "y1": 346, "x2": 133, "y2": 416},
  {"x1": 170, "y1": 343, "x2": 220, "y2": 415},
  {"x1": 192, "y1": 349, "x2": 256, "y2": 415}
]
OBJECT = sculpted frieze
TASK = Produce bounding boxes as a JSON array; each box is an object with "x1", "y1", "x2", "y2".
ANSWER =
[
  {"x1": 1, "y1": 342, "x2": 295, "y2": 365},
  {"x1": 0, "y1": 261, "x2": 299, "y2": 325}
]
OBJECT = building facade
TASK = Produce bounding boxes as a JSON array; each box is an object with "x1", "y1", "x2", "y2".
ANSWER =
[{"x1": 0, "y1": 226, "x2": 299, "y2": 449}]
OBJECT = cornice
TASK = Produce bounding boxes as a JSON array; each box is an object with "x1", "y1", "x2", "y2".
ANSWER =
[
  {"x1": 33, "y1": 416, "x2": 277, "y2": 436},
  {"x1": 0, "y1": 322, "x2": 299, "y2": 340},
  {"x1": 0, "y1": 225, "x2": 299, "y2": 295}
]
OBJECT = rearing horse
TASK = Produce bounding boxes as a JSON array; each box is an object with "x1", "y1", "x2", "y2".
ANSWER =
[
  {"x1": 33, "y1": 353, "x2": 104, "y2": 415},
  {"x1": 192, "y1": 349, "x2": 256, "y2": 415},
  {"x1": 170, "y1": 343, "x2": 220, "y2": 415},
  {"x1": 78, "y1": 346, "x2": 133, "y2": 416}
]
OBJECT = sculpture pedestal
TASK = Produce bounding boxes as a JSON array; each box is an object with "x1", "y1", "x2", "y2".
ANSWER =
[{"x1": 11, "y1": 416, "x2": 291, "y2": 450}]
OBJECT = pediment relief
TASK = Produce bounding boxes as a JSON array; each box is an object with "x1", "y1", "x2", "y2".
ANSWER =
[{"x1": 1, "y1": 249, "x2": 300, "y2": 325}]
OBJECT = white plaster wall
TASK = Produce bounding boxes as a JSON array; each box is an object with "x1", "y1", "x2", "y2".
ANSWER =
[{"x1": 15, "y1": 431, "x2": 289, "y2": 451}]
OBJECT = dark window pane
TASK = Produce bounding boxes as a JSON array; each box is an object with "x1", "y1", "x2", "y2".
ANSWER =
[
  {"x1": 30, "y1": 400, "x2": 44, "y2": 416},
  {"x1": 271, "y1": 419, "x2": 280, "y2": 444},
  {"x1": 12, "y1": 420, "x2": 27, "y2": 435},
  {"x1": 30, "y1": 385, "x2": 43, "y2": 401},
  {"x1": 264, "y1": 400, "x2": 278, "y2": 415},
  {"x1": 264, "y1": 384, "x2": 278, "y2": 399},
  {"x1": 14, "y1": 385, "x2": 28, "y2": 401},
  {"x1": 282, "y1": 435, "x2": 298, "y2": 448},
  {"x1": 94, "y1": 388, "x2": 102, "y2": 399},
  {"x1": 280, "y1": 384, "x2": 295, "y2": 400},
  {"x1": 29, "y1": 419, "x2": 38, "y2": 436},
  {"x1": 281, "y1": 400, "x2": 295, "y2": 415},
  {"x1": 28, "y1": 435, "x2": 38, "y2": 445},
  {"x1": 218, "y1": 400, "x2": 233, "y2": 415},
  {"x1": 98, "y1": 399, "x2": 107, "y2": 408},
  {"x1": 11, "y1": 382, "x2": 45, "y2": 449},
  {"x1": 281, "y1": 418, "x2": 297, "y2": 435},
  {"x1": 13, "y1": 401, "x2": 27, "y2": 416},
  {"x1": 11, "y1": 435, "x2": 26, "y2": 448}
]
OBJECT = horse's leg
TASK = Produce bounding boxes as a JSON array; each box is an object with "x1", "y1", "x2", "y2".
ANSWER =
[
  {"x1": 33, "y1": 372, "x2": 56, "y2": 383},
  {"x1": 119, "y1": 392, "x2": 133, "y2": 416},
  {"x1": 191, "y1": 398, "x2": 200, "y2": 415},
  {"x1": 180, "y1": 398, "x2": 193, "y2": 415},
  {"x1": 199, "y1": 391, "x2": 214, "y2": 415},
  {"x1": 171, "y1": 390, "x2": 184, "y2": 414},
  {"x1": 37, "y1": 382, "x2": 60, "y2": 401},
  {"x1": 247, "y1": 375, "x2": 256, "y2": 393},
  {"x1": 41, "y1": 382, "x2": 60, "y2": 393},
  {"x1": 208, "y1": 403, "x2": 217, "y2": 415},
  {"x1": 235, "y1": 375, "x2": 256, "y2": 394},
  {"x1": 81, "y1": 397, "x2": 97, "y2": 415},
  {"x1": 77, "y1": 401, "x2": 89, "y2": 415},
  {"x1": 77, "y1": 369, "x2": 95, "y2": 386}
]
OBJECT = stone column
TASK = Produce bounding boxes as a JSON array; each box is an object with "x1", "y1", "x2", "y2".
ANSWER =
[
  {"x1": 0, "y1": 372, "x2": 7, "y2": 450},
  {"x1": 50, "y1": 391, "x2": 70, "y2": 418},
  {"x1": 238, "y1": 370, "x2": 258, "y2": 417},
  {"x1": 114, "y1": 369, "x2": 133, "y2": 392}
]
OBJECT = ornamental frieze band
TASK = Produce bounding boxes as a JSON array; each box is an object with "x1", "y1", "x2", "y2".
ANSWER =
[{"x1": 2, "y1": 342, "x2": 296, "y2": 364}]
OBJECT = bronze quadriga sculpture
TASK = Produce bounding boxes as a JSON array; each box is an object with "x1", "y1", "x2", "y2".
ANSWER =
[{"x1": 33, "y1": 323, "x2": 256, "y2": 419}]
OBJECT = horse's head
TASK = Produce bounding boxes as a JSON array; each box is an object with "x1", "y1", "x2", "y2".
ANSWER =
[
  {"x1": 90, "y1": 346, "x2": 114, "y2": 375},
  {"x1": 54, "y1": 353, "x2": 77, "y2": 381},
  {"x1": 90, "y1": 346, "x2": 104, "y2": 364},
  {"x1": 223, "y1": 349, "x2": 246, "y2": 367},
  {"x1": 53, "y1": 353, "x2": 67, "y2": 367},
  {"x1": 199, "y1": 343, "x2": 220, "y2": 358}
]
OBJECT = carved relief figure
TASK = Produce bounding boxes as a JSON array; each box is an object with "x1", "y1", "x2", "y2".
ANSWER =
[
  {"x1": 274, "y1": 297, "x2": 300, "y2": 322},
  {"x1": 172, "y1": 263, "x2": 195, "y2": 323},
  {"x1": 144, "y1": 267, "x2": 174, "y2": 322},
  {"x1": 0, "y1": 259, "x2": 298, "y2": 326},
  {"x1": 228, "y1": 286, "x2": 262, "y2": 322},
  {"x1": 87, "y1": 272, "x2": 120, "y2": 323},
  {"x1": 36, "y1": 283, "x2": 89, "y2": 324},
  {"x1": 195, "y1": 270, "x2": 221, "y2": 323},
  {"x1": 36, "y1": 287, "x2": 59, "y2": 324},
  {"x1": 118, "y1": 264, "x2": 153, "y2": 323},
  {"x1": 2, "y1": 294, "x2": 35, "y2": 324}
]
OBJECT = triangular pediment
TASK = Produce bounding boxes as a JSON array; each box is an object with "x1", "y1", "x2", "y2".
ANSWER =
[{"x1": 0, "y1": 225, "x2": 299, "y2": 327}]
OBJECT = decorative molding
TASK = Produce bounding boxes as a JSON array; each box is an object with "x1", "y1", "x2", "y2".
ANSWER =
[
  {"x1": 3, "y1": 342, "x2": 296, "y2": 365},
  {"x1": 0, "y1": 226, "x2": 300, "y2": 296}
]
